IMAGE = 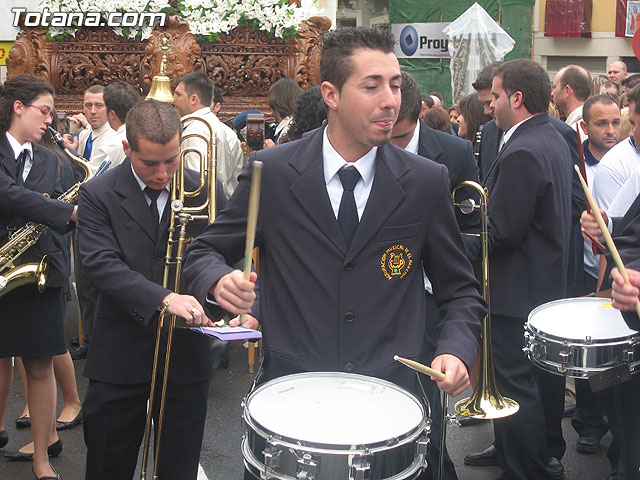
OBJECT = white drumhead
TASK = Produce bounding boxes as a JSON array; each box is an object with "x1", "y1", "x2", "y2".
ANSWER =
[
  {"x1": 247, "y1": 373, "x2": 424, "y2": 445},
  {"x1": 528, "y1": 297, "x2": 638, "y2": 340}
]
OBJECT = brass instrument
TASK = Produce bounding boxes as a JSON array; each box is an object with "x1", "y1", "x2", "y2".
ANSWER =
[
  {"x1": 0, "y1": 126, "x2": 92, "y2": 297},
  {"x1": 452, "y1": 181, "x2": 519, "y2": 419},
  {"x1": 140, "y1": 117, "x2": 217, "y2": 480}
]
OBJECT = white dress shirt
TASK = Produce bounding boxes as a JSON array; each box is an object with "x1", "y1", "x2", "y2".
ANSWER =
[
  {"x1": 322, "y1": 128, "x2": 376, "y2": 220},
  {"x1": 78, "y1": 122, "x2": 117, "y2": 169},
  {"x1": 131, "y1": 164, "x2": 170, "y2": 222},
  {"x1": 92, "y1": 123, "x2": 127, "y2": 169},
  {"x1": 6, "y1": 131, "x2": 34, "y2": 182}
]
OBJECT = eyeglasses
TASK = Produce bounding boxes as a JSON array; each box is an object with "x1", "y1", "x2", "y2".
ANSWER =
[{"x1": 27, "y1": 104, "x2": 53, "y2": 119}]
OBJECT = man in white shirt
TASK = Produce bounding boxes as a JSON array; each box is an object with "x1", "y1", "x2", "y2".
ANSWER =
[
  {"x1": 92, "y1": 81, "x2": 140, "y2": 169},
  {"x1": 551, "y1": 65, "x2": 591, "y2": 142},
  {"x1": 66, "y1": 85, "x2": 117, "y2": 169},
  {"x1": 173, "y1": 73, "x2": 244, "y2": 198}
]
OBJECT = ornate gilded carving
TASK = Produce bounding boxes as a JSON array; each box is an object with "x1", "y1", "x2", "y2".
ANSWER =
[
  {"x1": 140, "y1": 16, "x2": 203, "y2": 96},
  {"x1": 6, "y1": 14, "x2": 331, "y2": 120}
]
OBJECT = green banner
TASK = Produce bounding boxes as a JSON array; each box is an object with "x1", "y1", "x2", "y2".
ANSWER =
[{"x1": 390, "y1": 0, "x2": 532, "y2": 106}]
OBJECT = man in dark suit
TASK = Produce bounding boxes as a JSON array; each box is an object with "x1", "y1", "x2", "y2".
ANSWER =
[
  {"x1": 76, "y1": 99, "x2": 252, "y2": 480},
  {"x1": 183, "y1": 27, "x2": 485, "y2": 480},
  {"x1": 390, "y1": 71, "x2": 480, "y2": 480},
  {"x1": 482, "y1": 59, "x2": 572, "y2": 480}
]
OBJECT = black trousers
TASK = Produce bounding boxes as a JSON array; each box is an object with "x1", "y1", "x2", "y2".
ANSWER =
[
  {"x1": 492, "y1": 314, "x2": 552, "y2": 480},
  {"x1": 538, "y1": 370, "x2": 566, "y2": 460},
  {"x1": 75, "y1": 256, "x2": 97, "y2": 346},
  {"x1": 611, "y1": 373, "x2": 640, "y2": 479},
  {"x1": 83, "y1": 378, "x2": 209, "y2": 480}
]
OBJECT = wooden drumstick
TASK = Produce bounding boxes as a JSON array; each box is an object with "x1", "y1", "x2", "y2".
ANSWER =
[
  {"x1": 574, "y1": 165, "x2": 640, "y2": 318},
  {"x1": 394, "y1": 355, "x2": 446, "y2": 381},
  {"x1": 239, "y1": 161, "x2": 263, "y2": 325}
]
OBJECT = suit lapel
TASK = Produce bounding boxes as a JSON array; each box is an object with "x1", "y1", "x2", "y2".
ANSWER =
[
  {"x1": 417, "y1": 121, "x2": 443, "y2": 161},
  {"x1": 115, "y1": 158, "x2": 158, "y2": 242},
  {"x1": 23, "y1": 144, "x2": 47, "y2": 188},
  {"x1": 0, "y1": 135, "x2": 17, "y2": 181},
  {"x1": 347, "y1": 145, "x2": 407, "y2": 260},
  {"x1": 289, "y1": 131, "x2": 347, "y2": 254}
]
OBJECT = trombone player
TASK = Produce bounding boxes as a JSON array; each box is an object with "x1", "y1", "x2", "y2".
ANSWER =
[{"x1": 77, "y1": 99, "x2": 256, "y2": 479}]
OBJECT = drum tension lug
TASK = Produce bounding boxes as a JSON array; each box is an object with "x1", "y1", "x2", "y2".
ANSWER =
[
  {"x1": 349, "y1": 452, "x2": 371, "y2": 480},
  {"x1": 264, "y1": 440, "x2": 282, "y2": 478},
  {"x1": 296, "y1": 453, "x2": 318, "y2": 480},
  {"x1": 417, "y1": 435, "x2": 429, "y2": 457}
]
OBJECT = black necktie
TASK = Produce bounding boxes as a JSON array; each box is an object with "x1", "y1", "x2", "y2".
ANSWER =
[
  {"x1": 144, "y1": 186, "x2": 163, "y2": 225},
  {"x1": 16, "y1": 150, "x2": 28, "y2": 186},
  {"x1": 83, "y1": 133, "x2": 93, "y2": 161},
  {"x1": 337, "y1": 166, "x2": 361, "y2": 247}
]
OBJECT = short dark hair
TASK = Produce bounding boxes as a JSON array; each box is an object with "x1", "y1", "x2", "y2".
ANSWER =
[
  {"x1": 627, "y1": 85, "x2": 640, "y2": 115},
  {"x1": 125, "y1": 99, "x2": 180, "y2": 152},
  {"x1": 558, "y1": 65, "x2": 591, "y2": 102},
  {"x1": 398, "y1": 72, "x2": 422, "y2": 123},
  {"x1": 85, "y1": 85, "x2": 105, "y2": 96},
  {"x1": 420, "y1": 93, "x2": 434, "y2": 109},
  {"x1": 424, "y1": 107, "x2": 452, "y2": 134},
  {"x1": 582, "y1": 94, "x2": 619, "y2": 124},
  {"x1": 0, "y1": 74, "x2": 55, "y2": 132},
  {"x1": 177, "y1": 72, "x2": 214, "y2": 107},
  {"x1": 495, "y1": 59, "x2": 550, "y2": 115},
  {"x1": 429, "y1": 91, "x2": 444, "y2": 104},
  {"x1": 472, "y1": 61, "x2": 503, "y2": 91},
  {"x1": 320, "y1": 27, "x2": 395, "y2": 92},
  {"x1": 268, "y1": 78, "x2": 301, "y2": 120},
  {"x1": 623, "y1": 74, "x2": 640, "y2": 91},
  {"x1": 104, "y1": 82, "x2": 140, "y2": 123}
]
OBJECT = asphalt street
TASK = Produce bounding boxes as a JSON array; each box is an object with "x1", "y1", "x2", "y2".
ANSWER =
[{"x1": 0, "y1": 296, "x2": 615, "y2": 480}]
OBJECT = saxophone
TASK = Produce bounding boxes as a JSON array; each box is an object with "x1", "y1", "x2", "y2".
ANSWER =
[{"x1": 0, "y1": 126, "x2": 93, "y2": 297}]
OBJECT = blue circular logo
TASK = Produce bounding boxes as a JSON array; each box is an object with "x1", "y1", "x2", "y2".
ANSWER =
[{"x1": 400, "y1": 25, "x2": 419, "y2": 56}]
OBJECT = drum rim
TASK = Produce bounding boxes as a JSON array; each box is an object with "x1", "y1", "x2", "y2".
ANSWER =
[
  {"x1": 527, "y1": 297, "x2": 639, "y2": 343},
  {"x1": 243, "y1": 372, "x2": 428, "y2": 450}
]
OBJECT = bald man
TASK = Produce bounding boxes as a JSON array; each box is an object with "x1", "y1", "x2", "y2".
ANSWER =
[{"x1": 608, "y1": 60, "x2": 628, "y2": 87}]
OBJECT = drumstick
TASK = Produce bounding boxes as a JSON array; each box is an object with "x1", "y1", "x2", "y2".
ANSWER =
[
  {"x1": 574, "y1": 165, "x2": 640, "y2": 318},
  {"x1": 394, "y1": 355, "x2": 446, "y2": 381},
  {"x1": 239, "y1": 161, "x2": 263, "y2": 325}
]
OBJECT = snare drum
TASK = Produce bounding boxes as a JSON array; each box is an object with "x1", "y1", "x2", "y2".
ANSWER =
[
  {"x1": 242, "y1": 372, "x2": 429, "y2": 480},
  {"x1": 524, "y1": 297, "x2": 640, "y2": 378}
]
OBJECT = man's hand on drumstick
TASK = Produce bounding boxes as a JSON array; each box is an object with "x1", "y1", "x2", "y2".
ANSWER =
[
  {"x1": 160, "y1": 292, "x2": 211, "y2": 326},
  {"x1": 611, "y1": 268, "x2": 640, "y2": 312},
  {"x1": 211, "y1": 270, "x2": 257, "y2": 314},
  {"x1": 431, "y1": 354, "x2": 470, "y2": 397},
  {"x1": 580, "y1": 208, "x2": 608, "y2": 241}
]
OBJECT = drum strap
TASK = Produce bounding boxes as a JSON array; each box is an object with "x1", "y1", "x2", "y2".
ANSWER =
[{"x1": 596, "y1": 254, "x2": 607, "y2": 293}]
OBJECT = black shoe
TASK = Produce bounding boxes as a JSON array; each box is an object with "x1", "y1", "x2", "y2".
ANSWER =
[
  {"x1": 32, "y1": 463, "x2": 61, "y2": 480},
  {"x1": 546, "y1": 457, "x2": 565, "y2": 480},
  {"x1": 68, "y1": 336, "x2": 80, "y2": 347},
  {"x1": 563, "y1": 402, "x2": 576, "y2": 417},
  {"x1": 4, "y1": 439, "x2": 62, "y2": 461},
  {"x1": 576, "y1": 432, "x2": 600, "y2": 454},
  {"x1": 15, "y1": 415, "x2": 30, "y2": 429},
  {"x1": 0, "y1": 430, "x2": 7, "y2": 448},
  {"x1": 464, "y1": 443, "x2": 497, "y2": 466},
  {"x1": 458, "y1": 416, "x2": 482, "y2": 427},
  {"x1": 70, "y1": 344, "x2": 88, "y2": 360},
  {"x1": 56, "y1": 410, "x2": 82, "y2": 431}
]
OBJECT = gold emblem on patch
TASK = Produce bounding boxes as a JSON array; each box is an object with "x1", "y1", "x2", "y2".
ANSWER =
[{"x1": 381, "y1": 244, "x2": 413, "y2": 279}]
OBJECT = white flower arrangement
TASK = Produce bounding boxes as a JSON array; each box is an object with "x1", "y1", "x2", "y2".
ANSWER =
[{"x1": 35, "y1": 0, "x2": 318, "y2": 41}]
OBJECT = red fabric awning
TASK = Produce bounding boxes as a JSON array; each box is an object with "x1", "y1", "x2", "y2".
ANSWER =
[{"x1": 545, "y1": 0, "x2": 592, "y2": 38}]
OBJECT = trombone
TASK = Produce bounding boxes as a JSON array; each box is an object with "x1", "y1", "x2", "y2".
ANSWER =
[
  {"x1": 452, "y1": 181, "x2": 519, "y2": 419},
  {"x1": 140, "y1": 116, "x2": 217, "y2": 480}
]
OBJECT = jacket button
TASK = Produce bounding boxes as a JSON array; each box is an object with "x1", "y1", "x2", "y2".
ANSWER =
[
  {"x1": 344, "y1": 311, "x2": 355, "y2": 323},
  {"x1": 345, "y1": 262, "x2": 354, "y2": 270},
  {"x1": 156, "y1": 254, "x2": 163, "y2": 260},
  {"x1": 344, "y1": 362, "x2": 354, "y2": 372}
]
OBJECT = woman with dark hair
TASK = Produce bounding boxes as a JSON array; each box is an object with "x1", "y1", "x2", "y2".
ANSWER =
[
  {"x1": 424, "y1": 107, "x2": 453, "y2": 134},
  {"x1": 457, "y1": 93, "x2": 491, "y2": 148},
  {"x1": 0, "y1": 74, "x2": 77, "y2": 480},
  {"x1": 281, "y1": 86, "x2": 327, "y2": 142},
  {"x1": 267, "y1": 78, "x2": 301, "y2": 144}
]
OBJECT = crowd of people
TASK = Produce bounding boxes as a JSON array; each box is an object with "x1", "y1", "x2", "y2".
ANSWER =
[{"x1": 0, "y1": 24, "x2": 638, "y2": 480}]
